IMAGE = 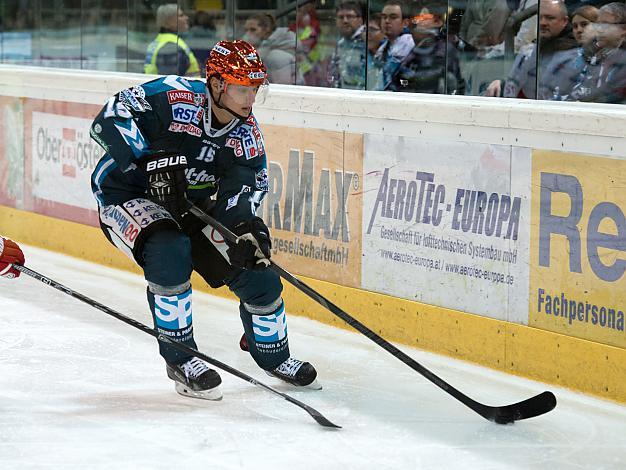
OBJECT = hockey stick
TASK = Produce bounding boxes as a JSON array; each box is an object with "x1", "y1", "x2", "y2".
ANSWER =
[
  {"x1": 189, "y1": 205, "x2": 557, "y2": 424},
  {"x1": 12, "y1": 264, "x2": 340, "y2": 429}
]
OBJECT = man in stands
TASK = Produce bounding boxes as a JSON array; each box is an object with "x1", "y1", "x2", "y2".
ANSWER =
[
  {"x1": 485, "y1": 0, "x2": 577, "y2": 98},
  {"x1": 328, "y1": 1, "x2": 367, "y2": 89},
  {"x1": 374, "y1": 0, "x2": 416, "y2": 90},
  {"x1": 91, "y1": 40, "x2": 320, "y2": 401},
  {"x1": 388, "y1": 2, "x2": 465, "y2": 94},
  {"x1": 144, "y1": 4, "x2": 200, "y2": 77}
]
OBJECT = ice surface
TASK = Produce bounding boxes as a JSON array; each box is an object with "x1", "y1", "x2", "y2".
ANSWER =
[{"x1": 1, "y1": 245, "x2": 625, "y2": 469}]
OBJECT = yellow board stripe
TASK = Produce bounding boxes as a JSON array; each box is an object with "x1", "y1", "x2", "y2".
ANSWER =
[{"x1": 2, "y1": 205, "x2": 624, "y2": 403}]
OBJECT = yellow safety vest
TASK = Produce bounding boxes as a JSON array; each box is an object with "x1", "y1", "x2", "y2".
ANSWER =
[
  {"x1": 296, "y1": 26, "x2": 322, "y2": 75},
  {"x1": 144, "y1": 33, "x2": 200, "y2": 76}
]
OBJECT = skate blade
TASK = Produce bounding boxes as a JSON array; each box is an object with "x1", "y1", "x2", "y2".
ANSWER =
[
  {"x1": 266, "y1": 371, "x2": 323, "y2": 390},
  {"x1": 174, "y1": 382, "x2": 223, "y2": 401},
  {"x1": 304, "y1": 378, "x2": 322, "y2": 390}
]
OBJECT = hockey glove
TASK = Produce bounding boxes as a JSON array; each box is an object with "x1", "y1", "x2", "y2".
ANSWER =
[
  {"x1": 226, "y1": 217, "x2": 272, "y2": 271},
  {"x1": 0, "y1": 237, "x2": 25, "y2": 279},
  {"x1": 143, "y1": 154, "x2": 190, "y2": 221}
]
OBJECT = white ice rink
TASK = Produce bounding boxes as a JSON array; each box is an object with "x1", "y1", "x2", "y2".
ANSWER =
[{"x1": 1, "y1": 245, "x2": 625, "y2": 470}]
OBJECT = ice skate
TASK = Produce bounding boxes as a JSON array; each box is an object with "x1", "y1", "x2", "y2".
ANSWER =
[
  {"x1": 266, "y1": 357, "x2": 322, "y2": 390},
  {"x1": 166, "y1": 357, "x2": 223, "y2": 400}
]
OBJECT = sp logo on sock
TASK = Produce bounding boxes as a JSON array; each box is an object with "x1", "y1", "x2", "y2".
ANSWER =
[
  {"x1": 252, "y1": 307, "x2": 287, "y2": 343},
  {"x1": 154, "y1": 289, "x2": 192, "y2": 329}
]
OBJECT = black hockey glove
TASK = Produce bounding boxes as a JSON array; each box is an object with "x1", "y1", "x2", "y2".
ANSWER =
[
  {"x1": 226, "y1": 217, "x2": 272, "y2": 271},
  {"x1": 143, "y1": 154, "x2": 190, "y2": 221}
]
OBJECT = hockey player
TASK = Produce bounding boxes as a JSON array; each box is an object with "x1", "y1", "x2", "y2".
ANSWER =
[
  {"x1": 90, "y1": 40, "x2": 319, "y2": 401},
  {"x1": 0, "y1": 236, "x2": 25, "y2": 279}
]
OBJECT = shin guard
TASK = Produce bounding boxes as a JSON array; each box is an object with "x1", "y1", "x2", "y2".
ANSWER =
[
  {"x1": 147, "y1": 287, "x2": 198, "y2": 364},
  {"x1": 240, "y1": 298, "x2": 290, "y2": 370}
]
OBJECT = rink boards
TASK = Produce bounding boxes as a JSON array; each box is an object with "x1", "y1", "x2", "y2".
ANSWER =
[{"x1": 0, "y1": 65, "x2": 625, "y2": 403}]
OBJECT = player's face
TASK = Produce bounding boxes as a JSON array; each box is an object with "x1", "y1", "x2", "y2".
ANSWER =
[{"x1": 222, "y1": 83, "x2": 261, "y2": 116}]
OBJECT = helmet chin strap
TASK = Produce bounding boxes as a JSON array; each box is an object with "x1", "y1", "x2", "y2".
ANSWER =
[{"x1": 206, "y1": 83, "x2": 251, "y2": 122}]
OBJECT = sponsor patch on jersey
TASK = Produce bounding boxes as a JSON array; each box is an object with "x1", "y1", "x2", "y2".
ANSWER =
[
  {"x1": 226, "y1": 193, "x2": 240, "y2": 211},
  {"x1": 193, "y1": 93, "x2": 206, "y2": 106},
  {"x1": 167, "y1": 90, "x2": 194, "y2": 105},
  {"x1": 101, "y1": 205, "x2": 140, "y2": 245},
  {"x1": 255, "y1": 168, "x2": 268, "y2": 191},
  {"x1": 131, "y1": 85, "x2": 146, "y2": 99},
  {"x1": 168, "y1": 121, "x2": 202, "y2": 137},
  {"x1": 225, "y1": 137, "x2": 244, "y2": 157},
  {"x1": 226, "y1": 123, "x2": 265, "y2": 160},
  {"x1": 90, "y1": 127, "x2": 109, "y2": 152},
  {"x1": 185, "y1": 167, "x2": 216, "y2": 187},
  {"x1": 213, "y1": 44, "x2": 230, "y2": 56},
  {"x1": 225, "y1": 185, "x2": 252, "y2": 211},
  {"x1": 119, "y1": 86, "x2": 152, "y2": 112},
  {"x1": 172, "y1": 103, "x2": 201, "y2": 124}
]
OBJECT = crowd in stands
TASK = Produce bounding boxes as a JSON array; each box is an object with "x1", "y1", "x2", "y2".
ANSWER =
[{"x1": 145, "y1": 0, "x2": 625, "y2": 104}]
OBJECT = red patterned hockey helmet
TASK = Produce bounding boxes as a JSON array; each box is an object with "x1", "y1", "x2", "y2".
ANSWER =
[{"x1": 205, "y1": 40, "x2": 267, "y2": 86}]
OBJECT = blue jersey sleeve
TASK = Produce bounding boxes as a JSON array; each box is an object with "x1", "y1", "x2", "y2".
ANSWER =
[
  {"x1": 213, "y1": 114, "x2": 269, "y2": 228},
  {"x1": 90, "y1": 86, "x2": 156, "y2": 171}
]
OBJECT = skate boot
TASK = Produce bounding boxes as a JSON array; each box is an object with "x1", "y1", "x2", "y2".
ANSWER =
[
  {"x1": 166, "y1": 357, "x2": 223, "y2": 400},
  {"x1": 266, "y1": 357, "x2": 321, "y2": 390}
]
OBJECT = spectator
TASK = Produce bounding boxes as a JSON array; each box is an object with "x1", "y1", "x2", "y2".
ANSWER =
[
  {"x1": 374, "y1": 0, "x2": 416, "y2": 90},
  {"x1": 244, "y1": 13, "x2": 299, "y2": 85},
  {"x1": 485, "y1": 0, "x2": 577, "y2": 98},
  {"x1": 482, "y1": 0, "x2": 540, "y2": 59},
  {"x1": 538, "y1": 5, "x2": 599, "y2": 99},
  {"x1": 144, "y1": 4, "x2": 200, "y2": 76},
  {"x1": 510, "y1": 0, "x2": 540, "y2": 54},
  {"x1": 290, "y1": 2, "x2": 323, "y2": 86},
  {"x1": 457, "y1": 0, "x2": 511, "y2": 95},
  {"x1": 559, "y1": 2, "x2": 626, "y2": 103},
  {"x1": 389, "y1": 5, "x2": 466, "y2": 94},
  {"x1": 188, "y1": 10, "x2": 219, "y2": 69},
  {"x1": 571, "y1": 4, "x2": 599, "y2": 44},
  {"x1": 328, "y1": 1, "x2": 367, "y2": 89},
  {"x1": 460, "y1": 0, "x2": 512, "y2": 51},
  {"x1": 366, "y1": 13, "x2": 386, "y2": 90}
]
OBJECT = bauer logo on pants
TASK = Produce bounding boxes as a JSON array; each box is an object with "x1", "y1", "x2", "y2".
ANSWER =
[
  {"x1": 252, "y1": 307, "x2": 287, "y2": 343},
  {"x1": 154, "y1": 289, "x2": 193, "y2": 330}
]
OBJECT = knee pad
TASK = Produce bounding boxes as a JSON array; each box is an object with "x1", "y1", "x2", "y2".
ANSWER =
[
  {"x1": 143, "y1": 229, "x2": 193, "y2": 288},
  {"x1": 227, "y1": 268, "x2": 283, "y2": 307}
]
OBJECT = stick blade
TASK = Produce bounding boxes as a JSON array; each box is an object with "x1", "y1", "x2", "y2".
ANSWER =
[
  {"x1": 310, "y1": 410, "x2": 342, "y2": 429},
  {"x1": 489, "y1": 391, "x2": 557, "y2": 424}
]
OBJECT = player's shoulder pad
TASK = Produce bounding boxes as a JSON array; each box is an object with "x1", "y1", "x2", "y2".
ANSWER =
[
  {"x1": 224, "y1": 113, "x2": 266, "y2": 162},
  {"x1": 116, "y1": 84, "x2": 153, "y2": 114},
  {"x1": 140, "y1": 75, "x2": 201, "y2": 96},
  {"x1": 142, "y1": 76, "x2": 207, "y2": 108}
]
